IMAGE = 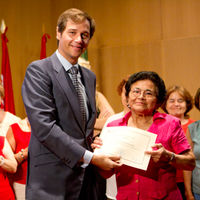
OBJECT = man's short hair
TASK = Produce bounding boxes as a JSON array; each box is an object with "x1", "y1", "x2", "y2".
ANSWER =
[{"x1": 57, "y1": 8, "x2": 95, "y2": 39}]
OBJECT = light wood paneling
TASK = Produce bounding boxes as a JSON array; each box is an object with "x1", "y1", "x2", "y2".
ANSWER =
[{"x1": 0, "y1": 0, "x2": 199, "y2": 120}]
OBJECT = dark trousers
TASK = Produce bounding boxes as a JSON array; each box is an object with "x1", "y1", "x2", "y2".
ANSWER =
[{"x1": 79, "y1": 165, "x2": 106, "y2": 200}]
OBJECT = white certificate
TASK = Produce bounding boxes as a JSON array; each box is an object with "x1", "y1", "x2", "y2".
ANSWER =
[{"x1": 94, "y1": 126, "x2": 157, "y2": 171}]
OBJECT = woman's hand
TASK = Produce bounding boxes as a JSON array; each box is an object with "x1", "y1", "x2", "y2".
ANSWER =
[
  {"x1": 145, "y1": 143, "x2": 172, "y2": 163},
  {"x1": 146, "y1": 143, "x2": 195, "y2": 170},
  {"x1": 91, "y1": 137, "x2": 103, "y2": 150}
]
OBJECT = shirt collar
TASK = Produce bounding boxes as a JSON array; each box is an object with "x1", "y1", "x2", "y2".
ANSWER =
[
  {"x1": 56, "y1": 50, "x2": 78, "y2": 72},
  {"x1": 120, "y1": 110, "x2": 165, "y2": 125},
  {"x1": 152, "y1": 111, "x2": 165, "y2": 121}
]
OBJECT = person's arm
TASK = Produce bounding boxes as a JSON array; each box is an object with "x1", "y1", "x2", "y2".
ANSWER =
[
  {"x1": 1, "y1": 138, "x2": 17, "y2": 173},
  {"x1": 6, "y1": 126, "x2": 16, "y2": 151},
  {"x1": 183, "y1": 128, "x2": 195, "y2": 200},
  {"x1": 6, "y1": 126, "x2": 28, "y2": 164},
  {"x1": 146, "y1": 117, "x2": 195, "y2": 170},
  {"x1": 184, "y1": 170, "x2": 194, "y2": 200},
  {"x1": 94, "y1": 92, "x2": 115, "y2": 136},
  {"x1": 14, "y1": 147, "x2": 28, "y2": 164},
  {"x1": 146, "y1": 143, "x2": 195, "y2": 170}
]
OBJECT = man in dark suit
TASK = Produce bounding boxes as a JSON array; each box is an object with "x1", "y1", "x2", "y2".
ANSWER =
[{"x1": 22, "y1": 8, "x2": 121, "y2": 200}]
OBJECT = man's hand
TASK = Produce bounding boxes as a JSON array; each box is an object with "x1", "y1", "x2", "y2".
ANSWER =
[
  {"x1": 91, "y1": 154, "x2": 122, "y2": 171},
  {"x1": 91, "y1": 136, "x2": 122, "y2": 171}
]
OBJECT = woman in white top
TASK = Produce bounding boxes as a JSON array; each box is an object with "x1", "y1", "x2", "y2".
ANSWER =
[{"x1": 0, "y1": 83, "x2": 21, "y2": 137}]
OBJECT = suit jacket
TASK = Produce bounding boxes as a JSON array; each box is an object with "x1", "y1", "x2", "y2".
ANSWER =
[{"x1": 22, "y1": 52, "x2": 97, "y2": 200}]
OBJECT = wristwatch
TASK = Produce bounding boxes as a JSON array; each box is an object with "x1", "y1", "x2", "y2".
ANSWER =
[{"x1": 169, "y1": 153, "x2": 175, "y2": 163}]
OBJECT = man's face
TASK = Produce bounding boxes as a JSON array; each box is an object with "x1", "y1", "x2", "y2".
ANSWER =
[{"x1": 56, "y1": 19, "x2": 90, "y2": 64}]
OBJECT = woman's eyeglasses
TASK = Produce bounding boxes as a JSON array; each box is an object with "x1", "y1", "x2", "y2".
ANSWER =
[{"x1": 130, "y1": 88, "x2": 156, "y2": 99}]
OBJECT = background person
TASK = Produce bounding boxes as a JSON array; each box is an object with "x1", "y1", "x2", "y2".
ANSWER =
[
  {"x1": 22, "y1": 8, "x2": 121, "y2": 200},
  {"x1": 78, "y1": 57, "x2": 115, "y2": 138},
  {"x1": 161, "y1": 85, "x2": 195, "y2": 200},
  {"x1": 184, "y1": 88, "x2": 200, "y2": 200},
  {"x1": 162, "y1": 85, "x2": 195, "y2": 133},
  {"x1": 0, "y1": 83, "x2": 21, "y2": 137},
  {"x1": 0, "y1": 136, "x2": 17, "y2": 200},
  {"x1": 93, "y1": 71, "x2": 195, "y2": 200},
  {"x1": 6, "y1": 118, "x2": 31, "y2": 200},
  {"x1": 94, "y1": 91, "x2": 115, "y2": 137}
]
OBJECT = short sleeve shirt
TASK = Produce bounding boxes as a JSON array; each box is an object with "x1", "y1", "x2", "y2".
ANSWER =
[{"x1": 107, "y1": 111, "x2": 191, "y2": 200}]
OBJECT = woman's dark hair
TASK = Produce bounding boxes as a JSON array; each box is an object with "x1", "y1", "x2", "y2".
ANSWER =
[
  {"x1": 161, "y1": 85, "x2": 193, "y2": 117},
  {"x1": 194, "y1": 88, "x2": 200, "y2": 110},
  {"x1": 117, "y1": 76, "x2": 129, "y2": 96},
  {"x1": 125, "y1": 71, "x2": 166, "y2": 106}
]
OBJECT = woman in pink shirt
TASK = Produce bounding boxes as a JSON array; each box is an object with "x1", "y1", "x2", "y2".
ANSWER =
[{"x1": 93, "y1": 71, "x2": 195, "y2": 200}]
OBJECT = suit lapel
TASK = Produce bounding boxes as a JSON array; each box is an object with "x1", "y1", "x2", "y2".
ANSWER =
[{"x1": 50, "y1": 53, "x2": 85, "y2": 132}]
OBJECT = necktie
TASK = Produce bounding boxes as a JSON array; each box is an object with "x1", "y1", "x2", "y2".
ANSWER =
[{"x1": 68, "y1": 66, "x2": 86, "y2": 125}]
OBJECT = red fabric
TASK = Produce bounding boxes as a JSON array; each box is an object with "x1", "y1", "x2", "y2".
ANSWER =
[
  {"x1": 181, "y1": 118, "x2": 195, "y2": 134},
  {"x1": 1, "y1": 27, "x2": 15, "y2": 114},
  {"x1": 0, "y1": 136, "x2": 4, "y2": 156},
  {"x1": 11, "y1": 123, "x2": 31, "y2": 184},
  {"x1": 40, "y1": 33, "x2": 51, "y2": 59},
  {"x1": 0, "y1": 136, "x2": 15, "y2": 200}
]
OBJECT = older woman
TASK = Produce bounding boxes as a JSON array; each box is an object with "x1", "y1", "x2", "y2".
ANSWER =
[
  {"x1": 93, "y1": 71, "x2": 195, "y2": 200},
  {"x1": 0, "y1": 136, "x2": 17, "y2": 199},
  {"x1": 184, "y1": 88, "x2": 200, "y2": 200},
  {"x1": 161, "y1": 85, "x2": 195, "y2": 199}
]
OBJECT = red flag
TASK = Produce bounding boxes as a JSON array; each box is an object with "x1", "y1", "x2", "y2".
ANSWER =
[
  {"x1": 40, "y1": 33, "x2": 50, "y2": 59},
  {"x1": 1, "y1": 27, "x2": 15, "y2": 114}
]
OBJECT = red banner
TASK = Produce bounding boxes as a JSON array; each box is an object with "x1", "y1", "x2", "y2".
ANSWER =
[
  {"x1": 40, "y1": 33, "x2": 50, "y2": 59},
  {"x1": 1, "y1": 27, "x2": 15, "y2": 114}
]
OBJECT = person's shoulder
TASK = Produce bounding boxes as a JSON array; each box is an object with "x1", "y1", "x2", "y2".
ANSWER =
[
  {"x1": 106, "y1": 113, "x2": 123, "y2": 124},
  {"x1": 107, "y1": 112, "x2": 130, "y2": 127},
  {"x1": 107, "y1": 118, "x2": 123, "y2": 127},
  {"x1": 28, "y1": 53, "x2": 56, "y2": 69},
  {"x1": 154, "y1": 112, "x2": 180, "y2": 123},
  {"x1": 96, "y1": 91, "x2": 108, "y2": 103},
  {"x1": 4, "y1": 112, "x2": 21, "y2": 123},
  {"x1": 189, "y1": 120, "x2": 200, "y2": 129},
  {"x1": 188, "y1": 118, "x2": 195, "y2": 124}
]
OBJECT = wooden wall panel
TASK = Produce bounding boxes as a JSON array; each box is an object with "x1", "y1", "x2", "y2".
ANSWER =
[
  {"x1": 162, "y1": 37, "x2": 200, "y2": 120},
  {"x1": 0, "y1": 0, "x2": 199, "y2": 120}
]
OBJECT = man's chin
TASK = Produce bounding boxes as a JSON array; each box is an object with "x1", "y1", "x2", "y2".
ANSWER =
[{"x1": 73, "y1": 50, "x2": 85, "y2": 58}]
